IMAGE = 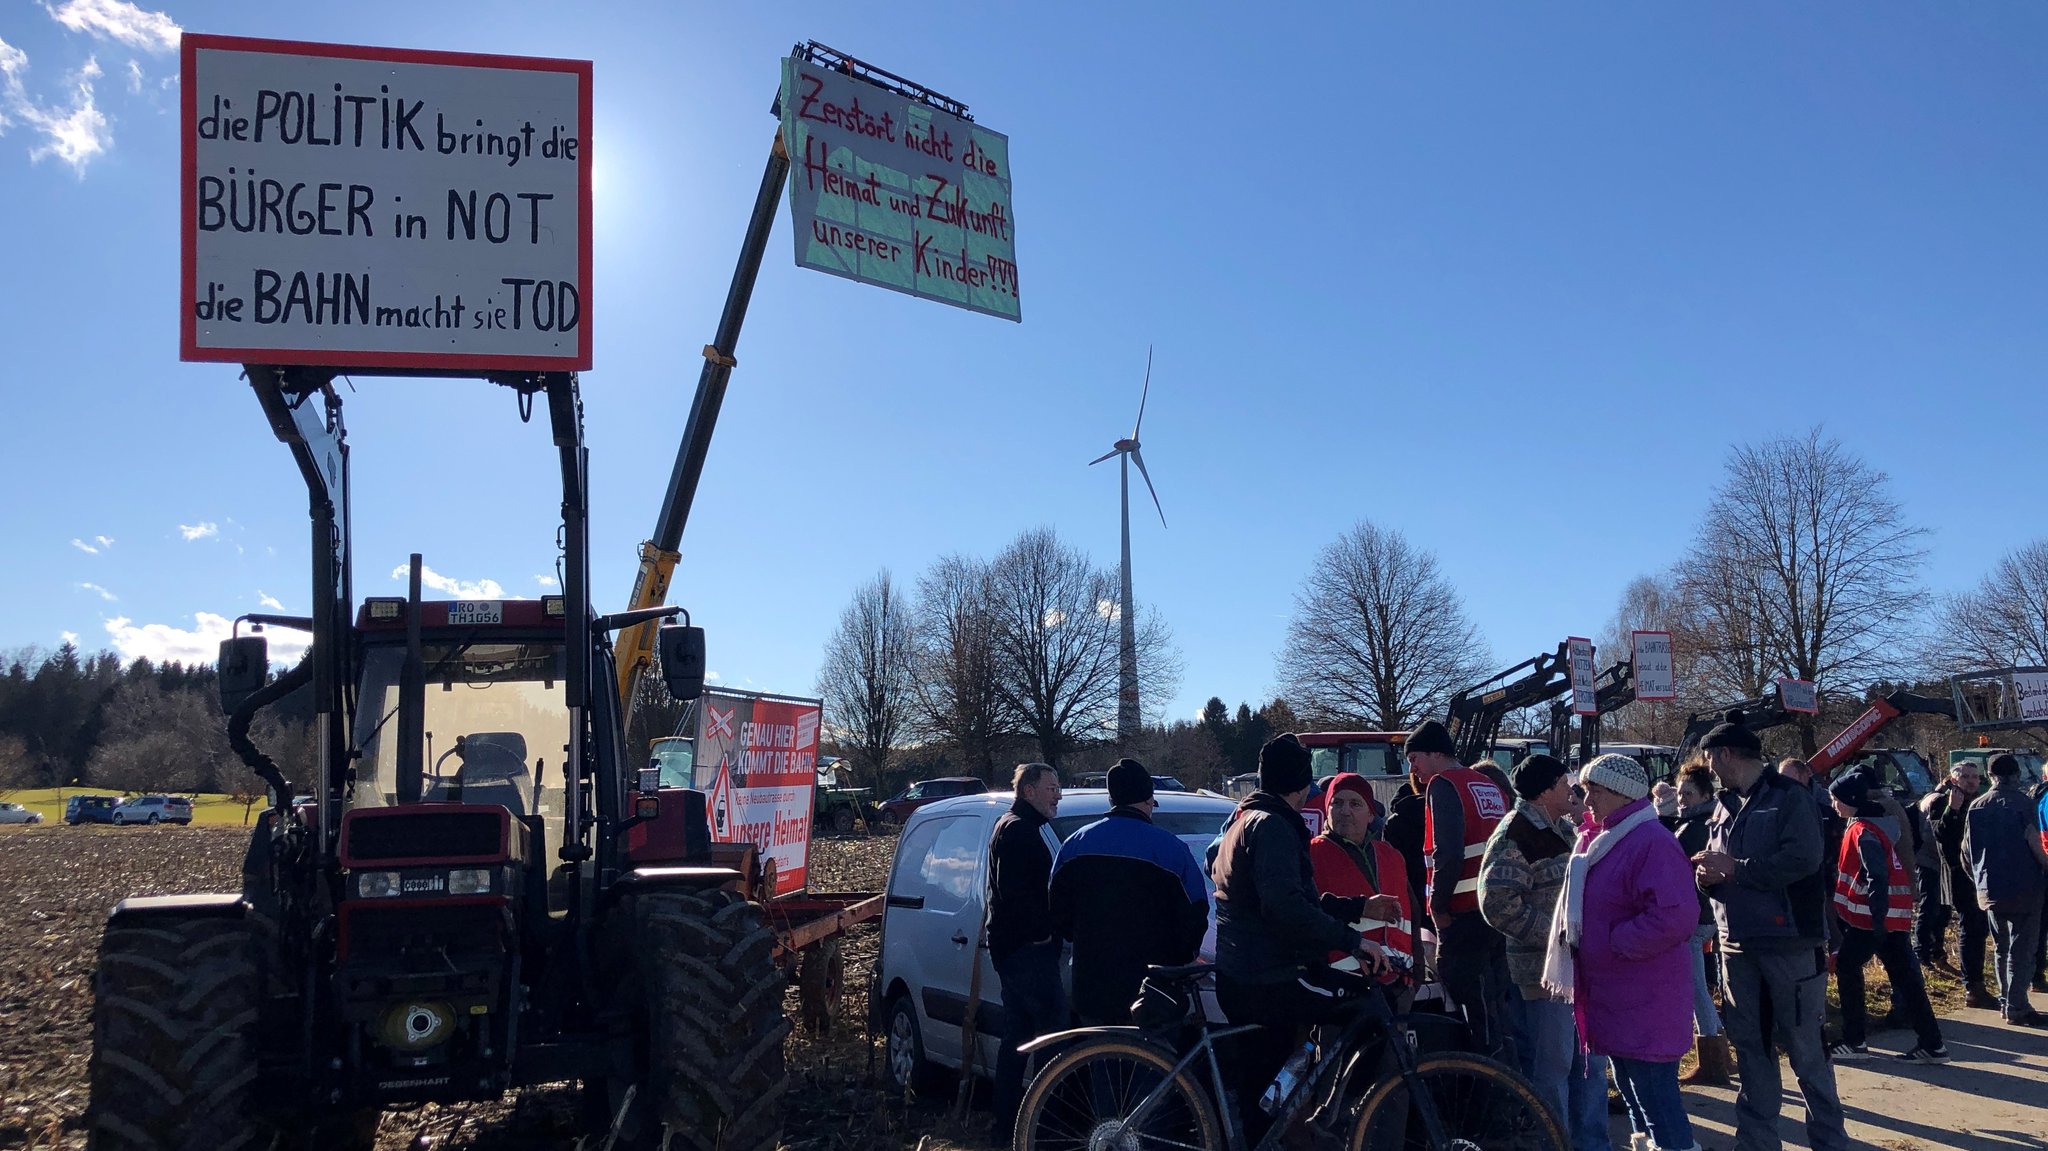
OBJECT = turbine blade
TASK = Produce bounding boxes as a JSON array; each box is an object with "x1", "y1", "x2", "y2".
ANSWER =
[
  {"x1": 1088, "y1": 448, "x2": 1120, "y2": 466},
  {"x1": 1131, "y1": 447, "x2": 1166, "y2": 528},
  {"x1": 1133, "y1": 345, "x2": 1153, "y2": 438}
]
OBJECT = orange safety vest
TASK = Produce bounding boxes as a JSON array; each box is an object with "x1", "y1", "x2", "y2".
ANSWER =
[
  {"x1": 1308, "y1": 833, "x2": 1415, "y2": 980},
  {"x1": 1833, "y1": 819, "x2": 1913, "y2": 933},
  {"x1": 1422, "y1": 766, "x2": 1510, "y2": 918}
]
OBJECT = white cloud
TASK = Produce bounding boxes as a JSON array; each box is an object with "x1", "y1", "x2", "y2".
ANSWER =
[
  {"x1": 178, "y1": 521, "x2": 218, "y2": 540},
  {"x1": 70, "y1": 534, "x2": 113, "y2": 554},
  {"x1": 43, "y1": 0, "x2": 182, "y2": 53},
  {"x1": 534, "y1": 574, "x2": 559, "y2": 589},
  {"x1": 124, "y1": 58, "x2": 139, "y2": 93},
  {"x1": 705, "y1": 670, "x2": 721, "y2": 680},
  {"x1": 60, "y1": 630, "x2": 79, "y2": 646},
  {"x1": 0, "y1": 46, "x2": 112, "y2": 174},
  {"x1": 105, "y1": 611, "x2": 309, "y2": 667},
  {"x1": 257, "y1": 591, "x2": 285, "y2": 611},
  {"x1": 78, "y1": 581, "x2": 116, "y2": 602},
  {"x1": 1096, "y1": 597, "x2": 1122, "y2": 622},
  {"x1": 393, "y1": 564, "x2": 509, "y2": 600}
]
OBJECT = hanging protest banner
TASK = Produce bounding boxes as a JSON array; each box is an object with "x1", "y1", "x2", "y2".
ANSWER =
[
  {"x1": 778, "y1": 54, "x2": 1019, "y2": 321},
  {"x1": 1568, "y1": 637, "x2": 1599, "y2": 716},
  {"x1": 692, "y1": 689, "x2": 822, "y2": 897},
  {"x1": 1632, "y1": 631, "x2": 1676, "y2": 701},
  {"x1": 1778, "y1": 678, "x2": 1819, "y2": 715},
  {"x1": 181, "y1": 35, "x2": 592, "y2": 370}
]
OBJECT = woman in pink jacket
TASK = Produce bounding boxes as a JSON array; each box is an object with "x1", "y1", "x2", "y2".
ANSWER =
[{"x1": 1542, "y1": 754, "x2": 1701, "y2": 1151}]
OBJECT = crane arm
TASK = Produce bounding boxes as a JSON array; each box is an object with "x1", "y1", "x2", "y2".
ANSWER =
[
  {"x1": 1446, "y1": 643, "x2": 1572, "y2": 765},
  {"x1": 1808, "y1": 690, "x2": 1956, "y2": 775}
]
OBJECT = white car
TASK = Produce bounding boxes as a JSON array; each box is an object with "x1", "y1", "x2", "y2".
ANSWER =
[
  {"x1": 871, "y1": 787, "x2": 1236, "y2": 1092},
  {"x1": 0, "y1": 801, "x2": 43, "y2": 825}
]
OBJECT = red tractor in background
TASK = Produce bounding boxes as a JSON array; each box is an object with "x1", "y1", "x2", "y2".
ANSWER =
[{"x1": 85, "y1": 371, "x2": 786, "y2": 1150}]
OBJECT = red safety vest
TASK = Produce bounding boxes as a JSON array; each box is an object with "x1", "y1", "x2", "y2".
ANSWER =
[
  {"x1": 1833, "y1": 819, "x2": 1913, "y2": 933},
  {"x1": 1422, "y1": 766, "x2": 1510, "y2": 918},
  {"x1": 1309, "y1": 833, "x2": 1415, "y2": 981}
]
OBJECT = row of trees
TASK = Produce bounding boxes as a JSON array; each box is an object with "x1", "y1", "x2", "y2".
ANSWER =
[
  {"x1": 816, "y1": 527, "x2": 1180, "y2": 785},
  {"x1": 0, "y1": 644, "x2": 313, "y2": 794},
  {"x1": 1271, "y1": 427, "x2": 2048, "y2": 757}
]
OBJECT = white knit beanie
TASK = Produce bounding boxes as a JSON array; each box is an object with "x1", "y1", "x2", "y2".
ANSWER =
[{"x1": 1579, "y1": 753, "x2": 1650, "y2": 802}]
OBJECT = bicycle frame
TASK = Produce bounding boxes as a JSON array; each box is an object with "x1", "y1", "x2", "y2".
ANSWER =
[{"x1": 1018, "y1": 997, "x2": 1461, "y2": 1151}]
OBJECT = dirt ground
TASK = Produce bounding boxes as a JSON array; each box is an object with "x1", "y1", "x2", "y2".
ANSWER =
[{"x1": 5, "y1": 823, "x2": 2047, "y2": 1150}]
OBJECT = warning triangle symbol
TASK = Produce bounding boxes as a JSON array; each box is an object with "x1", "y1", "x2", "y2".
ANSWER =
[{"x1": 707, "y1": 760, "x2": 735, "y2": 841}]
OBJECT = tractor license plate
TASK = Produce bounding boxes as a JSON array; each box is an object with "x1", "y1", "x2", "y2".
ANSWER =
[{"x1": 448, "y1": 601, "x2": 503, "y2": 625}]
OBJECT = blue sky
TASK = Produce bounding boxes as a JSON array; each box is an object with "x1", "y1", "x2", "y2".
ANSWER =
[{"x1": 2, "y1": 2, "x2": 2044, "y2": 723}]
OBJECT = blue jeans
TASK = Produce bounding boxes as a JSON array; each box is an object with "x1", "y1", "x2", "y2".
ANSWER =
[
  {"x1": 1611, "y1": 1056, "x2": 1693, "y2": 1151},
  {"x1": 992, "y1": 941, "x2": 1069, "y2": 1137},
  {"x1": 1689, "y1": 923, "x2": 1723, "y2": 1036},
  {"x1": 1511, "y1": 987, "x2": 1611, "y2": 1151}
]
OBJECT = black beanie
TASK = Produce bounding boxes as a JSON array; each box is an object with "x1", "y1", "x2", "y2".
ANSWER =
[
  {"x1": 1407, "y1": 719, "x2": 1456, "y2": 758},
  {"x1": 1512, "y1": 753, "x2": 1568, "y2": 801},
  {"x1": 1259, "y1": 734, "x2": 1314, "y2": 795},
  {"x1": 1700, "y1": 710, "x2": 1763, "y2": 756},
  {"x1": 1106, "y1": 758, "x2": 1155, "y2": 807},
  {"x1": 1827, "y1": 771, "x2": 1871, "y2": 812},
  {"x1": 1988, "y1": 752, "x2": 2021, "y2": 779}
]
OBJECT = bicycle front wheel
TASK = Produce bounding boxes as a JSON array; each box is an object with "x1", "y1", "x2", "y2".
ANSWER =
[
  {"x1": 1015, "y1": 1037, "x2": 1225, "y2": 1151},
  {"x1": 1348, "y1": 1053, "x2": 1564, "y2": 1151}
]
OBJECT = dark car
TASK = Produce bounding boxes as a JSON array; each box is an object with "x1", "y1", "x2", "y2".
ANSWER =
[
  {"x1": 65, "y1": 795, "x2": 118, "y2": 825},
  {"x1": 876, "y1": 776, "x2": 988, "y2": 824},
  {"x1": 1070, "y1": 772, "x2": 1190, "y2": 794}
]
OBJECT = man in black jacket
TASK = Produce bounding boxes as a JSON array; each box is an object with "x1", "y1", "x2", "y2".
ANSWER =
[
  {"x1": 1050, "y1": 759, "x2": 1209, "y2": 1024},
  {"x1": 986, "y1": 762, "x2": 1064, "y2": 1142},
  {"x1": 1925, "y1": 762, "x2": 1995, "y2": 1006},
  {"x1": 1212, "y1": 734, "x2": 1387, "y2": 1146}
]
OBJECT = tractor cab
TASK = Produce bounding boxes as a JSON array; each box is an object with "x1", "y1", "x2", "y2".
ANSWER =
[{"x1": 349, "y1": 596, "x2": 576, "y2": 878}]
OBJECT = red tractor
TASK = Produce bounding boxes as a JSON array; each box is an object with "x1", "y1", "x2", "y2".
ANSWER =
[{"x1": 85, "y1": 371, "x2": 786, "y2": 1150}]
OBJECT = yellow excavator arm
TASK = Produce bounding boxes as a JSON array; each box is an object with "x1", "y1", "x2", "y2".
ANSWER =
[{"x1": 615, "y1": 540, "x2": 681, "y2": 728}]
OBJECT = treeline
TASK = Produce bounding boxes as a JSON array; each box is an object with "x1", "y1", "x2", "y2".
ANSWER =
[
  {"x1": 1277, "y1": 427, "x2": 2048, "y2": 761},
  {"x1": 0, "y1": 643, "x2": 313, "y2": 795}
]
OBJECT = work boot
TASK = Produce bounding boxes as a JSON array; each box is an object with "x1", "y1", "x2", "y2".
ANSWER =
[
  {"x1": 1680, "y1": 1035, "x2": 1734, "y2": 1087},
  {"x1": 1966, "y1": 984, "x2": 1999, "y2": 1010}
]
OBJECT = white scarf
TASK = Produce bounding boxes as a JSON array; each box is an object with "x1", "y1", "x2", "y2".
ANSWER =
[{"x1": 1540, "y1": 803, "x2": 1661, "y2": 1001}]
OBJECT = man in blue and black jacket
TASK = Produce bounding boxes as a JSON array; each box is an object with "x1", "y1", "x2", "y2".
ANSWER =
[{"x1": 1050, "y1": 759, "x2": 1209, "y2": 1024}]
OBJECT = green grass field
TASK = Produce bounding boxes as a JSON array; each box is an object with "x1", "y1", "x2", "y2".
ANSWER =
[{"x1": 0, "y1": 787, "x2": 264, "y2": 826}]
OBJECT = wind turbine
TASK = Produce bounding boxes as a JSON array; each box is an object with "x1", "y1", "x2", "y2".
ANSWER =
[{"x1": 1089, "y1": 346, "x2": 1166, "y2": 744}]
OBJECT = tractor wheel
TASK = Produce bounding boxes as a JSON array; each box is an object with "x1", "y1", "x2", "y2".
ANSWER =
[
  {"x1": 636, "y1": 889, "x2": 791, "y2": 1151},
  {"x1": 831, "y1": 803, "x2": 857, "y2": 836},
  {"x1": 797, "y1": 937, "x2": 846, "y2": 1033},
  {"x1": 86, "y1": 912, "x2": 274, "y2": 1150}
]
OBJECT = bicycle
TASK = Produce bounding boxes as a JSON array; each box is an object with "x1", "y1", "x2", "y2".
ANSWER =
[{"x1": 1012, "y1": 960, "x2": 1562, "y2": 1151}]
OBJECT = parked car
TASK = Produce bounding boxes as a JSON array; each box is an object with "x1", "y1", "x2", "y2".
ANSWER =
[
  {"x1": 111, "y1": 795, "x2": 194, "y2": 825},
  {"x1": 0, "y1": 801, "x2": 43, "y2": 825},
  {"x1": 1070, "y1": 772, "x2": 1190, "y2": 793},
  {"x1": 65, "y1": 795, "x2": 118, "y2": 825},
  {"x1": 875, "y1": 776, "x2": 988, "y2": 825},
  {"x1": 871, "y1": 787, "x2": 1236, "y2": 1091}
]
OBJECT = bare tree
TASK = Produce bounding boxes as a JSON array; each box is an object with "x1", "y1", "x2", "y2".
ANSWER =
[
  {"x1": 0, "y1": 734, "x2": 31, "y2": 790},
  {"x1": 1674, "y1": 428, "x2": 1930, "y2": 749},
  {"x1": 1938, "y1": 540, "x2": 2048, "y2": 668},
  {"x1": 910, "y1": 554, "x2": 1009, "y2": 779},
  {"x1": 816, "y1": 570, "x2": 916, "y2": 787},
  {"x1": 986, "y1": 528, "x2": 1177, "y2": 767},
  {"x1": 1277, "y1": 521, "x2": 1490, "y2": 729}
]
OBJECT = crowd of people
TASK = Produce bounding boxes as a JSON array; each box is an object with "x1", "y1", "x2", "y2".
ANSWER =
[{"x1": 978, "y1": 719, "x2": 2048, "y2": 1150}]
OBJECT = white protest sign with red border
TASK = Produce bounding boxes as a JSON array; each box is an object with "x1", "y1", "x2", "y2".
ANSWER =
[
  {"x1": 181, "y1": 34, "x2": 592, "y2": 370},
  {"x1": 1567, "y1": 637, "x2": 1599, "y2": 716}
]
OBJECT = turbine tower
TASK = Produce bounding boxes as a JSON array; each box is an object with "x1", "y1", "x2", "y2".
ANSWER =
[{"x1": 1089, "y1": 347, "x2": 1165, "y2": 744}]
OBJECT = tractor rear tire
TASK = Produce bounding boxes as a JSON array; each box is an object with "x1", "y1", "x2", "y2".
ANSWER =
[
  {"x1": 636, "y1": 889, "x2": 791, "y2": 1151},
  {"x1": 86, "y1": 913, "x2": 273, "y2": 1150}
]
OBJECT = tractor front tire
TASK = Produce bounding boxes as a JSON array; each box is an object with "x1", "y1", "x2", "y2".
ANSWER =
[
  {"x1": 636, "y1": 889, "x2": 791, "y2": 1151},
  {"x1": 87, "y1": 913, "x2": 272, "y2": 1151}
]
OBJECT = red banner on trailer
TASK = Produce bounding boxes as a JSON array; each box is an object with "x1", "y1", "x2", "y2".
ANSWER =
[{"x1": 693, "y1": 690, "x2": 821, "y2": 897}]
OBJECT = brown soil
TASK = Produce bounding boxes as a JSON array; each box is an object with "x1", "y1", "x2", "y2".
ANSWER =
[{"x1": 0, "y1": 824, "x2": 981, "y2": 1151}]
